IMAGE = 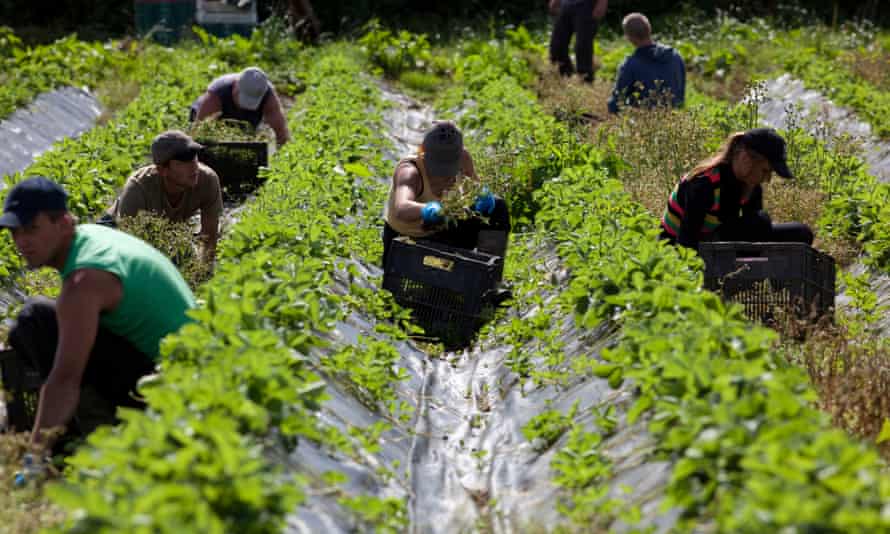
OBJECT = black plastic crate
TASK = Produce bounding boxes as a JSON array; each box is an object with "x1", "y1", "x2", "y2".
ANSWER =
[
  {"x1": 197, "y1": 141, "x2": 269, "y2": 199},
  {"x1": 699, "y1": 242, "x2": 836, "y2": 323},
  {"x1": 383, "y1": 237, "x2": 503, "y2": 347},
  {"x1": 1, "y1": 348, "x2": 41, "y2": 432}
]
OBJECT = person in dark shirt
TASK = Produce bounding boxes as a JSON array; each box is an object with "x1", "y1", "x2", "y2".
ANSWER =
[
  {"x1": 608, "y1": 12, "x2": 685, "y2": 113},
  {"x1": 660, "y1": 128, "x2": 813, "y2": 250},
  {"x1": 548, "y1": 0, "x2": 608, "y2": 83},
  {"x1": 190, "y1": 67, "x2": 290, "y2": 146}
]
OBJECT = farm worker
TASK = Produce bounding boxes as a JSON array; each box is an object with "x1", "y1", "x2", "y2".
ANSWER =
[
  {"x1": 382, "y1": 121, "x2": 511, "y2": 268},
  {"x1": 660, "y1": 128, "x2": 814, "y2": 250},
  {"x1": 607, "y1": 12, "x2": 686, "y2": 113},
  {"x1": 2, "y1": 177, "x2": 196, "y2": 451},
  {"x1": 190, "y1": 66, "x2": 291, "y2": 146},
  {"x1": 548, "y1": 0, "x2": 608, "y2": 83},
  {"x1": 106, "y1": 130, "x2": 223, "y2": 262}
]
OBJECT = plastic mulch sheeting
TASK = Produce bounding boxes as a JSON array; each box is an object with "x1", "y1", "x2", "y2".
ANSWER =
[
  {"x1": 0, "y1": 87, "x2": 103, "y2": 184},
  {"x1": 756, "y1": 75, "x2": 890, "y2": 338},
  {"x1": 758, "y1": 73, "x2": 890, "y2": 183},
  {"x1": 283, "y1": 84, "x2": 680, "y2": 533}
]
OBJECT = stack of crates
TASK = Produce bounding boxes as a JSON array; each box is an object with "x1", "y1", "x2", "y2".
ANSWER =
[
  {"x1": 383, "y1": 237, "x2": 502, "y2": 347},
  {"x1": 699, "y1": 242, "x2": 836, "y2": 323},
  {"x1": 0, "y1": 347, "x2": 41, "y2": 432}
]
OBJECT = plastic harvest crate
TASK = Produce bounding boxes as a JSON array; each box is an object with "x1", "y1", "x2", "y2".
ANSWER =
[
  {"x1": 699, "y1": 242, "x2": 836, "y2": 323},
  {"x1": 197, "y1": 141, "x2": 269, "y2": 199},
  {"x1": 383, "y1": 237, "x2": 502, "y2": 347},
  {"x1": 0, "y1": 347, "x2": 41, "y2": 432}
]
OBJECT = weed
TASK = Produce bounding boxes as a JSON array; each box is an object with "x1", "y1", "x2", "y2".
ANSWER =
[
  {"x1": 115, "y1": 212, "x2": 213, "y2": 291},
  {"x1": 0, "y1": 431, "x2": 65, "y2": 534}
]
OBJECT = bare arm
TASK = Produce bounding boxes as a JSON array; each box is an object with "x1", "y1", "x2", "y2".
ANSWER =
[
  {"x1": 200, "y1": 212, "x2": 220, "y2": 263},
  {"x1": 460, "y1": 149, "x2": 478, "y2": 181},
  {"x1": 263, "y1": 90, "x2": 290, "y2": 146},
  {"x1": 200, "y1": 168, "x2": 223, "y2": 263},
  {"x1": 593, "y1": 0, "x2": 607, "y2": 19},
  {"x1": 392, "y1": 164, "x2": 425, "y2": 222},
  {"x1": 195, "y1": 92, "x2": 223, "y2": 121},
  {"x1": 31, "y1": 269, "x2": 122, "y2": 447}
]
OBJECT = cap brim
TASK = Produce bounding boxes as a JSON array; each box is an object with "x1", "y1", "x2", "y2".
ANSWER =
[
  {"x1": 772, "y1": 159, "x2": 793, "y2": 179},
  {"x1": 237, "y1": 92, "x2": 264, "y2": 111},
  {"x1": 0, "y1": 210, "x2": 27, "y2": 228},
  {"x1": 187, "y1": 139, "x2": 205, "y2": 152}
]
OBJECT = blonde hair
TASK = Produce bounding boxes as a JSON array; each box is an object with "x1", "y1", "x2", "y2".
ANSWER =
[{"x1": 686, "y1": 132, "x2": 746, "y2": 179}]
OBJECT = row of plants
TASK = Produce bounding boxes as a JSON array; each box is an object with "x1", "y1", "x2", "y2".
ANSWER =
[
  {"x1": 0, "y1": 27, "x2": 128, "y2": 119},
  {"x1": 0, "y1": 46, "x2": 231, "y2": 283},
  {"x1": 536, "y1": 18, "x2": 890, "y2": 467},
  {"x1": 44, "y1": 46, "x2": 411, "y2": 533},
  {"x1": 1, "y1": 40, "x2": 243, "y2": 532},
  {"x1": 537, "y1": 155, "x2": 890, "y2": 533},
  {"x1": 583, "y1": 10, "x2": 890, "y2": 141},
  {"x1": 0, "y1": 21, "x2": 308, "y2": 286},
  {"x1": 1, "y1": 27, "x2": 309, "y2": 532},
  {"x1": 431, "y1": 31, "x2": 890, "y2": 530},
  {"x1": 778, "y1": 27, "x2": 890, "y2": 138}
]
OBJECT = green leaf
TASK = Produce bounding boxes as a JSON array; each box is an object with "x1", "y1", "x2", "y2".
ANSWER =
[{"x1": 877, "y1": 419, "x2": 890, "y2": 444}]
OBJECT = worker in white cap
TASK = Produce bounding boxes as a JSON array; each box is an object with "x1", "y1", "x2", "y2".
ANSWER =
[{"x1": 190, "y1": 66, "x2": 290, "y2": 146}]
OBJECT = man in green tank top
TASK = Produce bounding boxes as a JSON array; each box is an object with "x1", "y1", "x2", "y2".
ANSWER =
[{"x1": 1, "y1": 177, "x2": 196, "y2": 448}]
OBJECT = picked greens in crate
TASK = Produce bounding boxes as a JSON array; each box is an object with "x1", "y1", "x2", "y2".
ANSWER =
[
  {"x1": 188, "y1": 119, "x2": 270, "y2": 199},
  {"x1": 699, "y1": 242, "x2": 836, "y2": 324}
]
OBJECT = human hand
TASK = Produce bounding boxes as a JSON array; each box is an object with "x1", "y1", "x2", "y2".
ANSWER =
[
  {"x1": 472, "y1": 190, "x2": 496, "y2": 216},
  {"x1": 13, "y1": 453, "x2": 51, "y2": 487},
  {"x1": 421, "y1": 201, "x2": 444, "y2": 225}
]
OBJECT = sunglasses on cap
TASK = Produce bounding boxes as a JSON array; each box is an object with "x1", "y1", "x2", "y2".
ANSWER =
[{"x1": 169, "y1": 148, "x2": 200, "y2": 163}]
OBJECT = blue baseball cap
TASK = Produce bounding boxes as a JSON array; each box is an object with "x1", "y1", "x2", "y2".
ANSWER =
[{"x1": 0, "y1": 177, "x2": 68, "y2": 228}]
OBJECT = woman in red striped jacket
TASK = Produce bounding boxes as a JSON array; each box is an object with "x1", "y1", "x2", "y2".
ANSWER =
[{"x1": 660, "y1": 128, "x2": 813, "y2": 250}]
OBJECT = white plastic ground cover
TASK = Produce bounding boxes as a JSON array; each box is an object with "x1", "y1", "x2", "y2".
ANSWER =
[
  {"x1": 283, "y1": 84, "x2": 681, "y2": 533},
  {"x1": 758, "y1": 73, "x2": 890, "y2": 183},
  {"x1": 757, "y1": 75, "x2": 890, "y2": 338},
  {"x1": 0, "y1": 87, "x2": 103, "y2": 184}
]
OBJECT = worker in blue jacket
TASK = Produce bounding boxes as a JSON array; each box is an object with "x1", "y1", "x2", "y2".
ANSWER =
[{"x1": 608, "y1": 13, "x2": 686, "y2": 113}]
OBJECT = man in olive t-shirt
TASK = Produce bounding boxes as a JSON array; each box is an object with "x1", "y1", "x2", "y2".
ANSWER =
[
  {"x1": 2, "y1": 177, "x2": 196, "y2": 448},
  {"x1": 108, "y1": 130, "x2": 223, "y2": 261}
]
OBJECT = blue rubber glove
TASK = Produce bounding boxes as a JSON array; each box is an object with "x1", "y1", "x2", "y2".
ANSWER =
[
  {"x1": 473, "y1": 190, "x2": 496, "y2": 216},
  {"x1": 13, "y1": 453, "x2": 47, "y2": 487},
  {"x1": 421, "y1": 201, "x2": 444, "y2": 225}
]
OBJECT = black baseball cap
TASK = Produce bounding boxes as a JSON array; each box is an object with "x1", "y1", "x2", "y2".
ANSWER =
[
  {"x1": 0, "y1": 176, "x2": 69, "y2": 228},
  {"x1": 151, "y1": 130, "x2": 204, "y2": 165},
  {"x1": 743, "y1": 128, "x2": 793, "y2": 179}
]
